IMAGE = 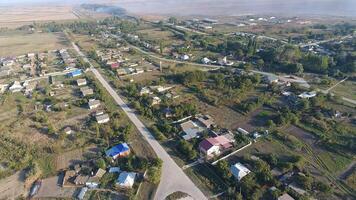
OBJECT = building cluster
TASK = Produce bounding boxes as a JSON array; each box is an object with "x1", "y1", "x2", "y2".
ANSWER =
[
  {"x1": 95, "y1": 48, "x2": 146, "y2": 77},
  {"x1": 62, "y1": 143, "x2": 138, "y2": 199},
  {"x1": 139, "y1": 85, "x2": 177, "y2": 106}
]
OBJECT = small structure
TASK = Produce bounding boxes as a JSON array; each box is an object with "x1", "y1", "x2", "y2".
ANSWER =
[
  {"x1": 116, "y1": 172, "x2": 136, "y2": 188},
  {"x1": 77, "y1": 187, "x2": 88, "y2": 200},
  {"x1": 199, "y1": 135, "x2": 233, "y2": 159},
  {"x1": 62, "y1": 170, "x2": 76, "y2": 186},
  {"x1": 230, "y1": 163, "x2": 251, "y2": 181},
  {"x1": 109, "y1": 167, "x2": 121, "y2": 173},
  {"x1": 151, "y1": 96, "x2": 161, "y2": 106},
  {"x1": 74, "y1": 175, "x2": 89, "y2": 185},
  {"x1": 140, "y1": 87, "x2": 152, "y2": 96},
  {"x1": 237, "y1": 127, "x2": 249, "y2": 135},
  {"x1": 106, "y1": 143, "x2": 131, "y2": 159},
  {"x1": 80, "y1": 86, "x2": 94, "y2": 97},
  {"x1": 196, "y1": 115, "x2": 215, "y2": 129},
  {"x1": 96, "y1": 113, "x2": 110, "y2": 124},
  {"x1": 76, "y1": 79, "x2": 87, "y2": 86},
  {"x1": 67, "y1": 69, "x2": 82, "y2": 78},
  {"x1": 64, "y1": 127, "x2": 73, "y2": 135},
  {"x1": 88, "y1": 99, "x2": 101, "y2": 110},
  {"x1": 86, "y1": 168, "x2": 106, "y2": 188},
  {"x1": 9, "y1": 81, "x2": 23, "y2": 93},
  {"x1": 278, "y1": 193, "x2": 295, "y2": 200},
  {"x1": 180, "y1": 120, "x2": 204, "y2": 140}
]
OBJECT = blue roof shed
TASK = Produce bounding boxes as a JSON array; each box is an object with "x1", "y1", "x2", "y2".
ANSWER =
[
  {"x1": 106, "y1": 143, "x2": 130, "y2": 159},
  {"x1": 67, "y1": 69, "x2": 82, "y2": 77}
]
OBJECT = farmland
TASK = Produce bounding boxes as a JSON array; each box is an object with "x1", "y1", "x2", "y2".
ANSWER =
[{"x1": 0, "y1": 31, "x2": 70, "y2": 57}]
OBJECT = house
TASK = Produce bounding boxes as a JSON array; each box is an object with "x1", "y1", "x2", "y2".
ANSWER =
[
  {"x1": 140, "y1": 87, "x2": 152, "y2": 96},
  {"x1": 96, "y1": 113, "x2": 110, "y2": 124},
  {"x1": 9, "y1": 81, "x2": 23, "y2": 93},
  {"x1": 116, "y1": 172, "x2": 136, "y2": 188},
  {"x1": 0, "y1": 66, "x2": 12, "y2": 77},
  {"x1": 86, "y1": 168, "x2": 106, "y2": 188},
  {"x1": 106, "y1": 143, "x2": 131, "y2": 159},
  {"x1": 263, "y1": 74, "x2": 279, "y2": 84},
  {"x1": 76, "y1": 79, "x2": 87, "y2": 86},
  {"x1": 149, "y1": 85, "x2": 174, "y2": 93},
  {"x1": 88, "y1": 99, "x2": 101, "y2": 110},
  {"x1": 298, "y1": 91, "x2": 317, "y2": 99},
  {"x1": 180, "y1": 54, "x2": 190, "y2": 61},
  {"x1": 230, "y1": 163, "x2": 251, "y2": 181},
  {"x1": 180, "y1": 120, "x2": 204, "y2": 140},
  {"x1": 196, "y1": 115, "x2": 215, "y2": 129},
  {"x1": 151, "y1": 96, "x2": 161, "y2": 106},
  {"x1": 110, "y1": 62, "x2": 120, "y2": 69},
  {"x1": 80, "y1": 86, "x2": 94, "y2": 97},
  {"x1": 64, "y1": 127, "x2": 73, "y2": 135},
  {"x1": 67, "y1": 69, "x2": 82, "y2": 78},
  {"x1": 199, "y1": 135, "x2": 233, "y2": 159},
  {"x1": 74, "y1": 175, "x2": 89, "y2": 185},
  {"x1": 278, "y1": 193, "x2": 295, "y2": 200},
  {"x1": 23, "y1": 64, "x2": 32, "y2": 70},
  {"x1": 218, "y1": 57, "x2": 234, "y2": 66},
  {"x1": 201, "y1": 57, "x2": 211, "y2": 64},
  {"x1": 77, "y1": 187, "x2": 88, "y2": 200}
]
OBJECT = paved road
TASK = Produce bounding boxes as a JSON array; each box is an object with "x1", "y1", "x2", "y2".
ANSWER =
[{"x1": 72, "y1": 42, "x2": 207, "y2": 200}]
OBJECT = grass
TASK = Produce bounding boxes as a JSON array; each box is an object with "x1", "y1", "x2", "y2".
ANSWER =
[
  {"x1": 185, "y1": 164, "x2": 227, "y2": 196},
  {"x1": 37, "y1": 155, "x2": 56, "y2": 178},
  {"x1": 330, "y1": 80, "x2": 356, "y2": 101},
  {"x1": 0, "y1": 31, "x2": 70, "y2": 57}
]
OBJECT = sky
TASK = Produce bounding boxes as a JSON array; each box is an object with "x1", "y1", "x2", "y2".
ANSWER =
[{"x1": 1, "y1": 0, "x2": 355, "y2": 17}]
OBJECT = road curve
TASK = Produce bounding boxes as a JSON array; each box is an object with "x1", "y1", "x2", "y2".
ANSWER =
[{"x1": 71, "y1": 42, "x2": 207, "y2": 200}]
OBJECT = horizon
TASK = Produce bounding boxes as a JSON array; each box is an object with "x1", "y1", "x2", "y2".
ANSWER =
[{"x1": 0, "y1": 0, "x2": 355, "y2": 17}]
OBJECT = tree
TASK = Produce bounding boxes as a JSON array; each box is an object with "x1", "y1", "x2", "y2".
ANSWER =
[
  {"x1": 216, "y1": 160, "x2": 232, "y2": 181},
  {"x1": 95, "y1": 158, "x2": 106, "y2": 169},
  {"x1": 147, "y1": 158, "x2": 163, "y2": 184}
]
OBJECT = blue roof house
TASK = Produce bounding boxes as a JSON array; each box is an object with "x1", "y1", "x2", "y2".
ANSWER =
[
  {"x1": 67, "y1": 69, "x2": 82, "y2": 78},
  {"x1": 105, "y1": 143, "x2": 130, "y2": 160}
]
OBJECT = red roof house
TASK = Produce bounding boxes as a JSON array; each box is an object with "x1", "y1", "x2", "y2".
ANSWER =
[
  {"x1": 199, "y1": 135, "x2": 233, "y2": 159},
  {"x1": 110, "y1": 63, "x2": 120, "y2": 69}
]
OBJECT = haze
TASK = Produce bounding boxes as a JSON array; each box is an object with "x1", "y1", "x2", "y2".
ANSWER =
[{"x1": 1, "y1": 0, "x2": 356, "y2": 17}]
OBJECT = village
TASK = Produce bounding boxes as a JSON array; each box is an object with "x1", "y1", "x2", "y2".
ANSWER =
[{"x1": 0, "y1": 8, "x2": 355, "y2": 200}]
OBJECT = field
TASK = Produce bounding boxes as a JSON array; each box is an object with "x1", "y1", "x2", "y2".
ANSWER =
[
  {"x1": 0, "y1": 31, "x2": 70, "y2": 57},
  {"x1": 0, "y1": 6, "x2": 78, "y2": 28},
  {"x1": 331, "y1": 80, "x2": 356, "y2": 101}
]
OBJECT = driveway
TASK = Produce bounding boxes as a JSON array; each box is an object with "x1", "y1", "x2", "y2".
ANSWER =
[{"x1": 72, "y1": 42, "x2": 207, "y2": 200}]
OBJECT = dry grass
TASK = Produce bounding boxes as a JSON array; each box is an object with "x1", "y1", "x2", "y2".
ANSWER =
[
  {"x1": 0, "y1": 6, "x2": 78, "y2": 28},
  {"x1": 0, "y1": 31, "x2": 69, "y2": 57}
]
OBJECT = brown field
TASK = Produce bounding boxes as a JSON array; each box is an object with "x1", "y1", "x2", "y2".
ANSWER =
[
  {"x1": 0, "y1": 5, "x2": 111, "y2": 29},
  {"x1": 0, "y1": 6, "x2": 78, "y2": 28},
  {"x1": 0, "y1": 31, "x2": 70, "y2": 57}
]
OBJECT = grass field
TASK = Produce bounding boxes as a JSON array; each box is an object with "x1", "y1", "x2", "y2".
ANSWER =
[
  {"x1": 331, "y1": 80, "x2": 356, "y2": 101},
  {"x1": 0, "y1": 31, "x2": 70, "y2": 57},
  {"x1": 0, "y1": 6, "x2": 78, "y2": 28}
]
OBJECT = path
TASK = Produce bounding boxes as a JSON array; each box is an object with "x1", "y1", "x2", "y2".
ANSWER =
[
  {"x1": 71, "y1": 42, "x2": 207, "y2": 200},
  {"x1": 0, "y1": 171, "x2": 26, "y2": 200}
]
